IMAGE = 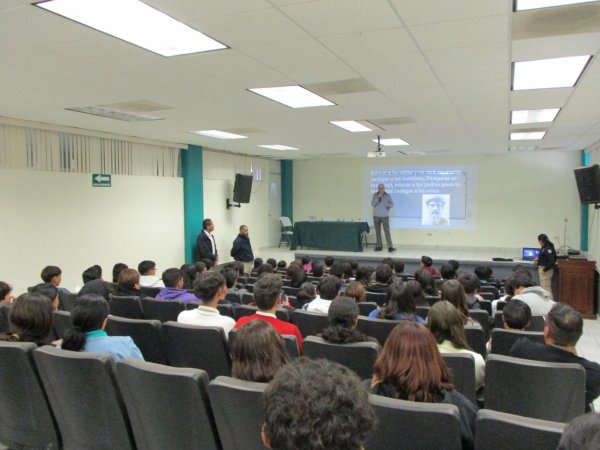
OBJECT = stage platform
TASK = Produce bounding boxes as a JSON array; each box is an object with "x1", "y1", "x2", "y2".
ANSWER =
[{"x1": 290, "y1": 245, "x2": 539, "y2": 282}]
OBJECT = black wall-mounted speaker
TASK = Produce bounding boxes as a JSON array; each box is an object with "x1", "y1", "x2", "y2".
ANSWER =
[
  {"x1": 574, "y1": 164, "x2": 600, "y2": 205},
  {"x1": 233, "y1": 174, "x2": 253, "y2": 203}
]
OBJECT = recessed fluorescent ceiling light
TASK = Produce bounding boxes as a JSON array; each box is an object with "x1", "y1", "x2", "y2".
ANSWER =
[
  {"x1": 258, "y1": 145, "x2": 299, "y2": 151},
  {"x1": 248, "y1": 86, "x2": 334, "y2": 108},
  {"x1": 510, "y1": 131, "x2": 546, "y2": 140},
  {"x1": 34, "y1": 0, "x2": 227, "y2": 57},
  {"x1": 515, "y1": 0, "x2": 598, "y2": 11},
  {"x1": 330, "y1": 121, "x2": 373, "y2": 132},
  {"x1": 373, "y1": 138, "x2": 410, "y2": 146},
  {"x1": 513, "y1": 56, "x2": 591, "y2": 90},
  {"x1": 189, "y1": 130, "x2": 247, "y2": 140},
  {"x1": 511, "y1": 108, "x2": 560, "y2": 124},
  {"x1": 66, "y1": 105, "x2": 163, "y2": 122}
]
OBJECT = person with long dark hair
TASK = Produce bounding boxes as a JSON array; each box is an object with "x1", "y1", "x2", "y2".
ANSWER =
[
  {"x1": 0, "y1": 293, "x2": 53, "y2": 345},
  {"x1": 427, "y1": 301, "x2": 485, "y2": 389},
  {"x1": 370, "y1": 281, "x2": 425, "y2": 323},
  {"x1": 370, "y1": 322, "x2": 477, "y2": 449},
  {"x1": 61, "y1": 294, "x2": 143, "y2": 361},
  {"x1": 321, "y1": 297, "x2": 369, "y2": 344},
  {"x1": 537, "y1": 233, "x2": 557, "y2": 299},
  {"x1": 231, "y1": 320, "x2": 288, "y2": 382}
]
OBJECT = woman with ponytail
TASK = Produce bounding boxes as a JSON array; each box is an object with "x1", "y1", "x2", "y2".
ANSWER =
[{"x1": 61, "y1": 294, "x2": 143, "y2": 361}]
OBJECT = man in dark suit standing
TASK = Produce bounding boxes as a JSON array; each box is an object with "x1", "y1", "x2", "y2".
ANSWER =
[{"x1": 196, "y1": 218, "x2": 218, "y2": 264}]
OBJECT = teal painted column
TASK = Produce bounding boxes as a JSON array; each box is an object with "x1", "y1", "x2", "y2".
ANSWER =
[
  {"x1": 581, "y1": 150, "x2": 590, "y2": 251},
  {"x1": 281, "y1": 160, "x2": 293, "y2": 221},
  {"x1": 182, "y1": 145, "x2": 204, "y2": 262}
]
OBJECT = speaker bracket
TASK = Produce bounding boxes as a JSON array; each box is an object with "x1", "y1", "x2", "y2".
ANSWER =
[
  {"x1": 226, "y1": 198, "x2": 241, "y2": 209},
  {"x1": 595, "y1": 203, "x2": 600, "y2": 210}
]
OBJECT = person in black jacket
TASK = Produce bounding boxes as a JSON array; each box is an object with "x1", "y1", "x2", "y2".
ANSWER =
[
  {"x1": 537, "y1": 233, "x2": 557, "y2": 299},
  {"x1": 230, "y1": 225, "x2": 254, "y2": 275},
  {"x1": 196, "y1": 218, "x2": 218, "y2": 264}
]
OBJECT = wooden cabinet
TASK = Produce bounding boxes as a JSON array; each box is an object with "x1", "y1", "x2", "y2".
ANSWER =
[{"x1": 557, "y1": 259, "x2": 596, "y2": 319}]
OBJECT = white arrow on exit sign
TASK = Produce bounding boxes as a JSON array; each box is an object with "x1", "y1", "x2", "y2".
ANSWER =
[{"x1": 92, "y1": 173, "x2": 111, "y2": 187}]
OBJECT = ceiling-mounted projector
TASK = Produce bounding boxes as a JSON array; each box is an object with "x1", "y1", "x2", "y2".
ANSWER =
[{"x1": 368, "y1": 135, "x2": 386, "y2": 158}]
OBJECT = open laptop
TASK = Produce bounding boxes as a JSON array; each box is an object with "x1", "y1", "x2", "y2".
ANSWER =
[{"x1": 521, "y1": 247, "x2": 540, "y2": 261}]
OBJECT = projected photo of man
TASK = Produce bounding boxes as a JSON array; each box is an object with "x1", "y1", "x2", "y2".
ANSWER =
[{"x1": 422, "y1": 195, "x2": 450, "y2": 226}]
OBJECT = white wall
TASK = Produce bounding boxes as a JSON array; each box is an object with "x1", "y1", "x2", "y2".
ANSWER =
[
  {"x1": 202, "y1": 151, "x2": 277, "y2": 262},
  {"x1": 0, "y1": 169, "x2": 184, "y2": 294},
  {"x1": 293, "y1": 152, "x2": 582, "y2": 249}
]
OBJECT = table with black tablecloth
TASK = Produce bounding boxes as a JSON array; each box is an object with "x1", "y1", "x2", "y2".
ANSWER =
[{"x1": 290, "y1": 221, "x2": 370, "y2": 252}]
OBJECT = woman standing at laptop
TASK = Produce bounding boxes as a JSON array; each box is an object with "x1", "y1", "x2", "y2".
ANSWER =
[{"x1": 536, "y1": 233, "x2": 556, "y2": 299}]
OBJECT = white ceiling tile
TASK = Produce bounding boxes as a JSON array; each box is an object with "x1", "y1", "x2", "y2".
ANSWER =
[
  {"x1": 318, "y1": 27, "x2": 417, "y2": 59},
  {"x1": 241, "y1": 39, "x2": 337, "y2": 68},
  {"x1": 191, "y1": 8, "x2": 310, "y2": 49},
  {"x1": 512, "y1": 33, "x2": 600, "y2": 61},
  {"x1": 280, "y1": 0, "x2": 402, "y2": 36},
  {"x1": 276, "y1": 60, "x2": 359, "y2": 84},
  {"x1": 409, "y1": 15, "x2": 509, "y2": 50},
  {"x1": 390, "y1": 0, "x2": 509, "y2": 26}
]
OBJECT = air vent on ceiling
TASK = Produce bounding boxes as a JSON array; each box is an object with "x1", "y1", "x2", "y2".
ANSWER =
[
  {"x1": 304, "y1": 78, "x2": 376, "y2": 96},
  {"x1": 104, "y1": 100, "x2": 172, "y2": 112},
  {"x1": 369, "y1": 117, "x2": 416, "y2": 127},
  {"x1": 66, "y1": 105, "x2": 164, "y2": 122}
]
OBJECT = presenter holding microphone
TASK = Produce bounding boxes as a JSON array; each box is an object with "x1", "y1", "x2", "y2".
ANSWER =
[{"x1": 371, "y1": 183, "x2": 395, "y2": 252}]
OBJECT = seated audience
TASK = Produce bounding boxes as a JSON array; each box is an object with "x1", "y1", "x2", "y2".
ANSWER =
[
  {"x1": 474, "y1": 265, "x2": 500, "y2": 292},
  {"x1": 180, "y1": 263, "x2": 198, "y2": 290},
  {"x1": 222, "y1": 267, "x2": 246, "y2": 303},
  {"x1": 329, "y1": 261, "x2": 349, "y2": 287},
  {"x1": 440, "y1": 280, "x2": 480, "y2": 327},
  {"x1": 234, "y1": 274, "x2": 303, "y2": 352},
  {"x1": 366, "y1": 264, "x2": 394, "y2": 301},
  {"x1": 266, "y1": 258, "x2": 278, "y2": 272},
  {"x1": 502, "y1": 299, "x2": 531, "y2": 330},
  {"x1": 354, "y1": 266, "x2": 372, "y2": 286},
  {"x1": 295, "y1": 282, "x2": 317, "y2": 308},
  {"x1": 511, "y1": 274, "x2": 555, "y2": 315},
  {"x1": 305, "y1": 275, "x2": 341, "y2": 314},
  {"x1": 252, "y1": 258, "x2": 263, "y2": 275},
  {"x1": 30, "y1": 283, "x2": 59, "y2": 310},
  {"x1": 156, "y1": 268, "x2": 200, "y2": 303},
  {"x1": 82, "y1": 265, "x2": 102, "y2": 284},
  {"x1": 0, "y1": 281, "x2": 14, "y2": 304},
  {"x1": 138, "y1": 260, "x2": 165, "y2": 288},
  {"x1": 256, "y1": 263, "x2": 274, "y2": 279},
  {"x1": 61, "y1": 294, "x2": 143, "y2": 361},
  {"x1": 420, "y1": 255, "x2": 441, "y2": 277},
  {"x1": 286, "y1": 262, "x2": 307, "y2": 288},
  {"x1": 344, "y1": 280, "x2": 366, "y2": 303},
  {"x1": 427, "y1": 301, "x2": 485, "y2": 389},
  {"x1": 112, "y1": 263, "x2": 128, "y2": 284},
  {"x1": 458, "y1": 273, "x2": 482, "y2": 310},
  {"x1": 40, "y1": 265, "x2": 64, "y2": 289},
  {"x1": 509, "y1": 303, "x2": 600, "y2": 408},
  {"x1": 262, "y1": 358, "x2": 375, "y2": 450},
  {"x1": 0, "y1": 293, "x2": 53, "y2": 345},
  {"x1": 77, "y1": 279, "x2": 113, "y2": 301},
  {"x1": 414, "y1": 269, "x2": 439, "y2": 299},
  {"x1": 310, "y1": 261, "x2": 325, "y2": 278},
  {"x1": 369, "y1": 322, "x2": 477, "y2": 448},
  {"x1": 231, "y1": 320, "x2": 289, "y2": 383},
  {"x1": 448, "y1": 259, "x2": 460, "y2": 273},
  {"x1": 194, "y1": 261, "x2": 208, "y2": 275},
  {"x1": 440, "y1": 263, "x2": 457, "y2": 281},
  {"x1": 558, "y1": 412, "x2": 600, "y2": 450},
  {"x1": 276, "y1": 260, "x2": 287, "y2": 271},
  {"x1": 200, "y1": 258, "x2": 214, "y2": 271},
  {"x1": 177, "y1": 272, "x2": 235, "y2": 336},
  {"x1": 324, "y1": 255, "x2": 335, "y2": 274},
  {"x1": 370, "y1": 281, "x2": 425, "y2": 324},
  {"x1": 301, "y1": 256, "x2": 312, "y2": 272},
  {"x1": 113, "y1": 268, "x2": 143, "y2": 297},
  {"x1": 321, "y1": 296, "x2": 370, "y2": 344}
]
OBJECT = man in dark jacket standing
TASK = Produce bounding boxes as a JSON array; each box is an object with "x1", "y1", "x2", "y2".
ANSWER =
[{"x1": 231, "y1": 225, "x2": 254, "y2": 275}]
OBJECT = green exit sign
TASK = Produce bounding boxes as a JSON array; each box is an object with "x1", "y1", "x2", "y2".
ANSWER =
[{"x1": 92, "y1": 173, "x2": 111, "y2": 187}]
